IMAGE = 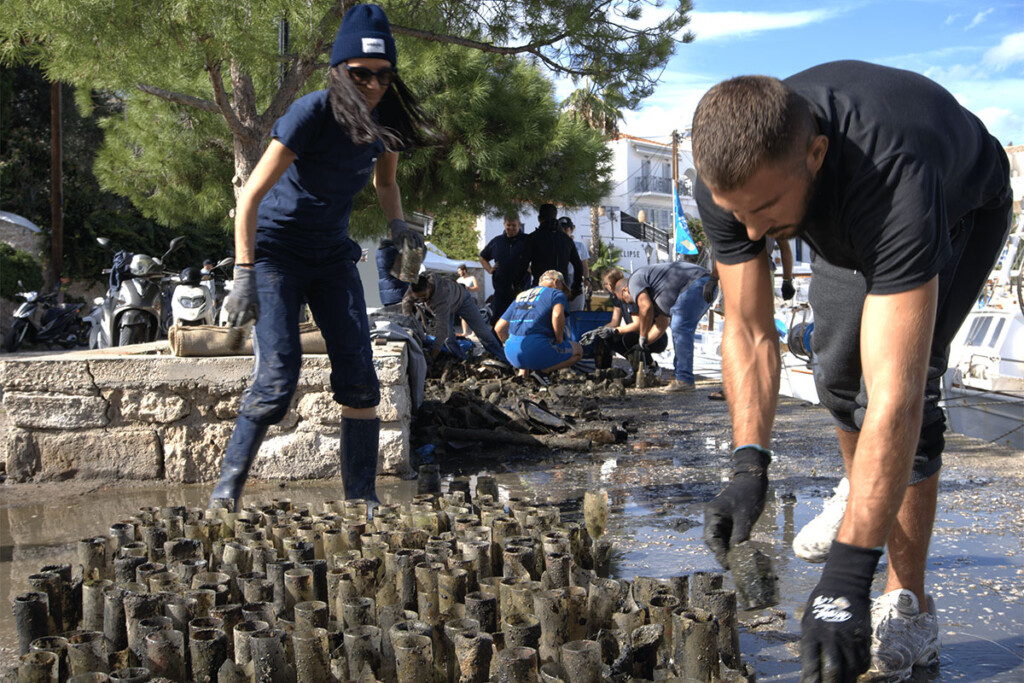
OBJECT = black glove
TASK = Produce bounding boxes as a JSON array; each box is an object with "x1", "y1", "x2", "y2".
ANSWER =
[
  {"x1": 389, "y1": 218, "x2": 425, "y2": 251},
  {"x1": 703, "y1": 277, "x2": 719, "y2": 305},
  {"x1": 703, "y1": 446, "x2": 770, "y2": 569},
  {"x1": 800, "y1": 542, "x2": 881, "y2": 683},
  {"x1": 782, "y1": 279, "x2": 796, "y2": 300},
  {"x1": 223, "y1": 267, "x2": 259, "y2": 327}
]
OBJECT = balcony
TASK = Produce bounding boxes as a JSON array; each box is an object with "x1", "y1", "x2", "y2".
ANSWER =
[{"x1": 631, "y1": 175, "x2": 674, "y2": 195}]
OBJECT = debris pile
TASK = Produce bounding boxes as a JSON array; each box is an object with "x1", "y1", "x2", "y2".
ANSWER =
[{"x1": 10, "y1": 482, "x2": 759, "y2": 682}]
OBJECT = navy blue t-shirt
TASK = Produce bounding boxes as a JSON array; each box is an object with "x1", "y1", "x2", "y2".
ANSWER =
[
  {"x1": 257, "y1": 90, "x2": 384, "y2": 255},
  {"x1": 501, "y1": 286, "x2": 567, "y2": 338},
  {"x1": 480, "y1": 233, "x2": 531, "y2": 291}
]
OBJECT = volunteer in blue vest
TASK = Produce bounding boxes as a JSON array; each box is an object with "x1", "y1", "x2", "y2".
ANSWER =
[
  {"x1": 495, "y1": 269, "x2": 583, "y2": 375},
  {"x1": 212, "y1": 4, "x2": 432, "y2": 509}
]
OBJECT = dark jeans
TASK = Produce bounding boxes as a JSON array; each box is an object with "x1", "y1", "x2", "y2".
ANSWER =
[
  {"x1": 669, "y1": 275, "x2": 713, "y2": 383},
  {"x1": 810, "y1": 195, "x2": 1013, "y2": 483},
  {"x1": 239, "y1": 243, "x2": 380, "y2": 426}
]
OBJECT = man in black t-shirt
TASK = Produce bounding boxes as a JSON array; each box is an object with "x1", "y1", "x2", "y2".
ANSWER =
[
  {"x1": 692, "y1": 61, "x2": 1011, "y2": 682},
  {"x1": 479, "y1": 213, "x2": 531, "y2": 323}
]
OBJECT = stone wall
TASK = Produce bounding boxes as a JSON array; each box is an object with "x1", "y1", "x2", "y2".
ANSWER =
[{"x1": 0, "y1": 341, "x2": 412, "y2": 483}]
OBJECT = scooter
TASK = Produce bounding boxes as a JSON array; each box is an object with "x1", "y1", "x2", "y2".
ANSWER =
[
  {"x1": 93, "y1": 235, "x2": 185, "y2": 348},
  {"x1": 4, "y1": 283, "x2": 88, "y2": 353},
  {"x1": 170, "y1": 258, "x2": 233, "y2": 327}
]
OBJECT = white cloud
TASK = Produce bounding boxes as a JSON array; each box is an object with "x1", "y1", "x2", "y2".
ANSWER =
[
  {"x1": 966, "y1": 8, "x2": 994, "y2": 30},
  {"x1": 687, "y1": 9, "x2": 841, "y2": 42},
  {"x1": 984, "y1": 32, "x2": 1024, "y2": 70},
  {"x1": 945, "y1": 14, "x2": 959, "y2": 26}
]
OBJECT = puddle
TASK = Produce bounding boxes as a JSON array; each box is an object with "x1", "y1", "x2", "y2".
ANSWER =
[{"x1": 1, "y1": 417, "x2": 1021, "y2": 680}]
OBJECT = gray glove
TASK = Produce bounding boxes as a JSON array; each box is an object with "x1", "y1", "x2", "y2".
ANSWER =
[
  {"x1": 389, "y1": 218, "x2": 425, "y2": 251},
  {"x1": 224, "y1": 267, "x2": 259, "y2": 327}
]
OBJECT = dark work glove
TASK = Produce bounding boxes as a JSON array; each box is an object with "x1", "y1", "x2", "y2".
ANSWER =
[
  {"x1": 800, "y1": 542, "x2": 881, "y2": 683},
  {"x1": 389, "y1": 218, "x2": 425, "y2": 251},
  {"x1": 703, "y1": 277, "x2": 719, "y2": 305},
  {"x1": 223, "y1": 267, "x2": 259, "y2": 327},
  {"x1": 703, "y1": 446, "x2": 770, "y2": 569},
  {"x1": 596, "y1": 326, "x2": 618, "y2": 340},
  {"x1": 782, "y1": 279, "x2": 796, "y2": 300}
]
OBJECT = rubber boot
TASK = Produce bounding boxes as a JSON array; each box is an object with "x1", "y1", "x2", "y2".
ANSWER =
[
  {"x1": 210, "y1": 415, "x2": 269, "y2": 510},
  {"x1": 340, "y1": 417, "x2": 381, "y2": 503}
]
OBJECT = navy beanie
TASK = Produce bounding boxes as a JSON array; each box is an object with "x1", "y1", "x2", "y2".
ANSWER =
[{"x1": 330, "y1": 4, "x2": 397, "y2": 68}]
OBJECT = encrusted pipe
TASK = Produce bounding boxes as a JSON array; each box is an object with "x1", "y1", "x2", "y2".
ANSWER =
[
  {"x1": 29, "y1": 635, "x2": 68, "y2": 683},
  {"x1": 107, "y1": 667, "x2": 150, "y2": 682},
  {"x1": 647, "y1": 593, "x2": 680, "y2": 668},
  {"x1": 454, "y1": 631, "x2": 493, "y2": 683},
  {"x1": 586, "y1": 577, "x2": 619, "y2": 635},
  {"x1": 283, "y1": 568, "x2": 313, "y2": 620},
  {"x1": 672, "y1": 608, "x2": 720, "y2": 683},
  {"x1": 250, "y1": 628, "x2": 290, "y2": 683},
  {"x1": 79, "y1": 537, "x2": 109, "y2": 582},
  {"x1": 703, "y1": 588, "x2": 741, "y2": 670},
  {"x1": 189, "y1": 628, "x2": 228, "y2": 683},
  {"x1": 393, "y1": 633, "x2": 434, "y2": 683},
  {"x1": 341, "y1": 596, "x2": 376, "y2": 631},
  {"x1": 102, "y1": 585, "x2": 128, "y2": 654},
  {"x1": 68, "y1": 630, "x2": 108, "y2": 677},
  {"x1": 18, "y1": 651, "x2": 59, "y2": 683},
  {"x1": 265, "y1": 561, "x2": 294, "y2": 619},
  {"x1": 233, "y1": 620, "x2": 269, "y2": 667},
  {"x1": 26, "y1": 572, "x2": 62, "y2": 635},
  {"x1": 293, "y1": 600, "x2": 329, "y2": 632},
  {"x1": 144, "y1": 628, "x2": 185, "y2": 682},
  {"x1": 561, "y1": 639, "x2": 602, "y2": 683},
  {"x1": 503, "y1": 613, "x2": 541, "y2": 651},
  {"x1": 496, "y1": 645, "x2": 538, "y2": 683},
  {"x1": 12, "y1": 592, "x2": 49, "y2": 656},
  {"x1": 344, "y1": 625, "x2": 382, "y2": 682},
  {"x1": 533, "y1": 589, "x2": 568, "y2": 664},
  {"x1": 689, "y1": 572, "x2": 723, "y2": 612},
  {"x1": 464, "y1": 590, "x2": 498, "y2": 634},
  {"x1": 292, "y1": 627, "x2": 330, "y2": 683}
]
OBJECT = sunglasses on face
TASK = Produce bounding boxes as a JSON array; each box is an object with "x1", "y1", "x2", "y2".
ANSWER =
[{"x1": 345, "y1": 65, "x2": 397, "y2": 87}]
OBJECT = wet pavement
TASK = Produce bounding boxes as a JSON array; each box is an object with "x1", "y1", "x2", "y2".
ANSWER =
[{"x1": 1, "y1": 385, "x2": 1022, "y2": 679}]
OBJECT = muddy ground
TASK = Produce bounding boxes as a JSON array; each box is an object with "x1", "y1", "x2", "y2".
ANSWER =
[{"x1": 1, "y1": 377, "x2": 1022, "y2": 680}]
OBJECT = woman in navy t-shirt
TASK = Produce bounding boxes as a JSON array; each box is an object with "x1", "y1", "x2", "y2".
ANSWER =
[
  {"x1": 212, "y1": 5, "x2": 432, "y2": 509},
  {"x1": 495, "y1": 270, "x2": 583, "y2": 374}
]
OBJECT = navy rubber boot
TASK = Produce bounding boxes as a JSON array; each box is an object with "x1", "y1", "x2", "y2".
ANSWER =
[
  {"x1": 340, "y1": 417, "x2": 381, "y2": 503},
  {"x1": 210, "y1": 415, "x2": 269, "y2": 510}
]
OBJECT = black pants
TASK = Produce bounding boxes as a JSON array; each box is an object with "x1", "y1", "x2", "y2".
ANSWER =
[
  {"x1": 611, "y1": 331, "x2": 669, "y2": 358},
  {"x1": 809, "y1": 195, "x2": 1013, "y2": 483}
]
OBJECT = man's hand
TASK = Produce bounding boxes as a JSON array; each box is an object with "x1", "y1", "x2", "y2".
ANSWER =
[
  {"x1": 223, "y1": 267, "x2": 259, "y2": 327},
  {"x1": 389, "y1": 218, "x2": 425, "y2": 251},
  {"x1": 800, "y1": 542, "x2": 880, "y2": 682},
  {"x1": 703, "y1": 277, "x2": 720, "y2": 304},
  {"x1": 781, "y1": 279, "x2": 796, "y2": 300},
  {"x1": 704, "y1": 446, "x2": 770, "y2": 568}
]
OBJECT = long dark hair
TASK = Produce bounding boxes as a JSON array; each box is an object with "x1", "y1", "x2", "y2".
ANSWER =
[{"x1": 328, "y1": 65, "x2": 436, "y2": 152}]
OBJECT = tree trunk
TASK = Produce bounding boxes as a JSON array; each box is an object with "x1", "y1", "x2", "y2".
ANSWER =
[{"x1": 589, "y1": 205, "x2": 601, "y2": 256}]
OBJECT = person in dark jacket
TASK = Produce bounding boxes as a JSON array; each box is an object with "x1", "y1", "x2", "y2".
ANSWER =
[
  {"x1": 524, "y1": 204, "x2": 583, "y2": 304},
  {"x1": 479, "y1": 213, "x2": 531, "y2": 324}
]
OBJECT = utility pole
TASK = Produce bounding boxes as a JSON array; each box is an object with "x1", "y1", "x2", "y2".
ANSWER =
[
  {"x1": 49, "y1": 81, "x2": 63, "y2": 301},
  {"x1": 671, "y1": 129, "x2": 679, "y2": 262}
]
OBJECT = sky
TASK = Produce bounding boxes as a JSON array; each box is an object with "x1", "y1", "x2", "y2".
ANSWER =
[{"x1": 585, "y1": 0, "x2": 1024, "y2": 147}]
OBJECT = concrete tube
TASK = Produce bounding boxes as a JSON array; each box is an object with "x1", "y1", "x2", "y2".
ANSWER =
[
  {"x1": 29, "y1": 636, "x2": 68, "y2": 683},
  {"x1": 438, "y1": 568, "x2": 469, "y2": 618},
  {"x1": 293, "y1": 600, "x2": 329, "y2": 632},
  {"x1": 341, "y1": 597, "x2": 375, "y2": 631},
  {"x1": 393, "y1": 633, "x2": 433, "y2": 683},
  {"x1": 565, "y1": 586, "x2": 588, "y2": 642},
  {"x1": 210, "y1": 604, "x2": 243, "y2": 661},
  {"x1": 443, "y1": 617, "x2": 479, "y2": 682},
  {"x1": 343, "y1": 625, "x2": 382, "y2": 682},
  {"x1": 292, "y1": 627, "x2": 330, "y2": 683},
  {"x1": 12, "y1": 592, "x2": 49, "y2": 656},
  {"x1": 464, "y1": 591, "x2": 498, "y2": 634},
  {"x1": 496, "y1": 645, "x2": 538, "y2": 683},
  {"x1": 241, "y1": 602, "x2": 276, "y2": 628},
  {"x1": 585, "y1": 578, "x2": 620, "y2": 634},
  {"x1": 78, "y1": 537, "x2": 109, "y2": 582},
  {"x1": 113, "y1": 556, "x2": 146, "y2": 586},
  {"x1": 123, "y1": 590, "x2": 163, "y2": 662},
  {"x1": 109, "y1": 523, "x2": 135, "y2": 554},
  {"x1": 265, "y1": 561, "x2": 294, "y2": 619},
  {"x1": 688, "y1": 572, "x2": 723, "y2": 612},
  {"x1": 298, "y1": 559, "x2": 328, "y2": 604},
  {"x1": 26, "y1": 572, "x2": 61, "y2": 636},
  {"x1": 233, "y1": 620, "x2": 268, "y2": 667},
  {"x1": 703, "y1": 588, "x2": 741, "y2": 670},
  {"x1": 107, "y1": 667, "x2": 150, "y2": 682},
  {"x1": 672, "y1": 608, "x2": 719, "y2": 683},
  {"x1": 542, "y1": 553, "x2": 571, "y2": 590},
  {"x1": 561, "y1": 639, "x2": 602, "y2": 683},
  {"x1": 415, "y1": 562, "x2": 443, "y2": 626},
  {"x1": 453, "y1": 631, "x2": 493, "y2": 683},
  {"x1": 533, "y1": 589, "x2": 568, "y2": 664},
  {"x1": 189, "y1": 628, "x2": 227, "y2": 683},
  {"x1": 102, "y1": 585, "x2": 128, "y2": 654},
  {"x1": 503, "y1": 613, "x2": 541, "y2": 650},
  {"x1": 249, "y1": 629, "x2": 290, "y2": 683},
  {"x1": 40, "y1": 563, "x2": 77, "y2": 632},
  {"x1": 134, "y1": 616, "x2": 171, "y2": 665},
  {"x1": 67, "y1": 630, "x2": 108, "y2": 677},
  {"x1": 18, "y1": 651, "x2": 59, "y2": 683},
  {"x1": 144, "y1": 628, "x2": 184, "y2": 682},
  {"x1": 283, "y1": 568, "x2": 313, "y2": 620}
]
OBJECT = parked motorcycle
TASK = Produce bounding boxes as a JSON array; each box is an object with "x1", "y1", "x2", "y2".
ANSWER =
[
  {"x1": 4, "y1": 283, "x2": 89, "y2": 352},
  {"x1": 170, "y1": 258, "x2": 233, "y2": 327},
  {"x1": 92, "y1": 235, "x2": 185, "y2": 348}
]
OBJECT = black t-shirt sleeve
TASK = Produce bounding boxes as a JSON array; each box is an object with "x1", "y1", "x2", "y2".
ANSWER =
[
  {"x1": 694, "y1": 175, "x2": 765, "y2": 265},
  {"x1": 480, "y1": 238, "x2": 495, "y2": 261},
  {"x1": 844, "y1": 156, "x2": 950, "y2": 295}
]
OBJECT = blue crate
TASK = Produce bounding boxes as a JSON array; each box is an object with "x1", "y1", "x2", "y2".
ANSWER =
[{"x1": 568, "y1": 311, "x2": 613, "y2": 342}]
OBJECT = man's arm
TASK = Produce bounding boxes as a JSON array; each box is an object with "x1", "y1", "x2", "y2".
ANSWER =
[
  {"x1": 373, "y1": 152, "x2": 404, "y2": 221},
  {"x1": 635, "y1": 291, "x2": 656, "y2": 342},
  {"x1": 840, "y1": 277, "x2": 937, "y2": 548},
  {"x1": 606, "y1": 307, "x2": 623, "y2": 328},
  {"x1": 719, "y1": 254, "x2": 780, "y2": 447},
  {"x1": 551, "y1": 302, "x2": 566, "y2": 343}
]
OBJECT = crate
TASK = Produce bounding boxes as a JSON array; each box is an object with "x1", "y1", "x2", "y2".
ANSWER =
[{"x1": 568, "y1": 310, "x2": 613, "y2": 342}]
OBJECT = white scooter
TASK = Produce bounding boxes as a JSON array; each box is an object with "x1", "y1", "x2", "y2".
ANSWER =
[{"x1": 170, "y1": 259, "x2": 233, "y2": 327}]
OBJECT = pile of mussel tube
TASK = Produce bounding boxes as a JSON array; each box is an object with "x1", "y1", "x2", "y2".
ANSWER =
[{"x1": 11, "y1": 476, "x2": 757, "y2": 683}]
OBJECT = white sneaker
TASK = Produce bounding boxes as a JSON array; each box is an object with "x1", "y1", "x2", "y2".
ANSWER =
[
  {"x1": 862, "y1": 589, "x2": 940, "y2": 681},
  {"x1": 793, "y1": 477, "x2": 849, "y2": 562}
]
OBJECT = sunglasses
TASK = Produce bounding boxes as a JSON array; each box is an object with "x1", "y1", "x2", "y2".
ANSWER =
[{"x1": 345, "y1": 65, "x2": 397, "y2": 87}]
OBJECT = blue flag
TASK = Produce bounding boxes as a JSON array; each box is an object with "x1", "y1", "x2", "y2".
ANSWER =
[{"x1": 673, "y1": 184, "x2": 698, "y2": 255}]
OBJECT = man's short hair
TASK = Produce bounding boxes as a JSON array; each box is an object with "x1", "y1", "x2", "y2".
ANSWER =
[
  {"x1": 503, "y1": 213, "x2": 520, "y2": 223},
  {"x1": 538, "y1": 203, "x2": 558, "y2": 222},
  {"x1": 692, "y1": 75, "x2": 815, "y2": 191}
]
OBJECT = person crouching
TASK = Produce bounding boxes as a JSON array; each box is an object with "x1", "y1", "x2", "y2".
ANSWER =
[{"x1": 495, "y1": 269, "x2": 583, "y2": 376}]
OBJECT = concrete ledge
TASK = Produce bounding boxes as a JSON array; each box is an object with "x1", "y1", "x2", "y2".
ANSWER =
[{"x1": 0, "y1": 341, "x2": 412, "y2": 483}]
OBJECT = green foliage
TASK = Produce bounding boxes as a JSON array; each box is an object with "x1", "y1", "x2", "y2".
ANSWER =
[
  {"x1": 430, "y1": 207, "x2": 480, "y2": 260},
  {"x1": 590, "y1": 239, "x2": 626, "y2": 280},
  {"x1": 0, "y1": 244, "x2": 45, "y2": 300}
]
